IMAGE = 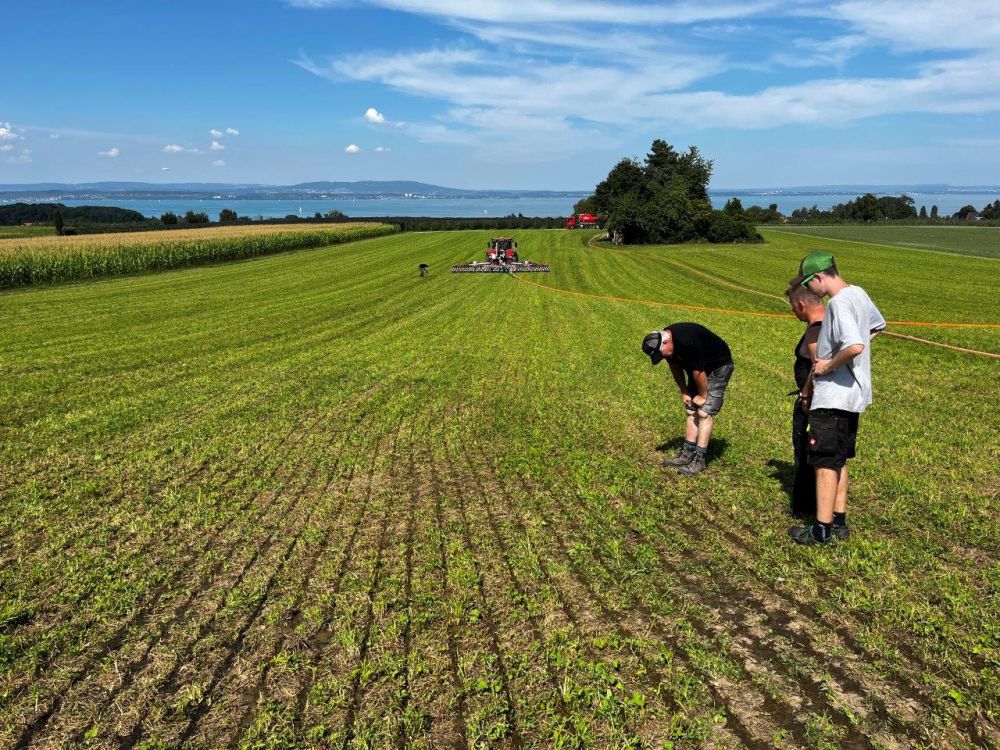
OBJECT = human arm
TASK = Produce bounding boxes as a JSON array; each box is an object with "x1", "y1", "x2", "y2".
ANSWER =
[
  {"x1": 814, "y1": 343, "x2": 864, "y2": 376},
  {"x1": 668, "y1": 361, "x2": 689, "y2": 403},
  {"x1": 689, "y1": 370, "x2": 709, "y2": 407},
  {"x1": 800, "y1": 327, "x2": 820, "y2": 413}
]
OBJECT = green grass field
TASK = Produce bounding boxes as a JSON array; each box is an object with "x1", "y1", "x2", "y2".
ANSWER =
[
  {"x1": 0, "y1": 225, "x2": 56, "y2": 239},
  {"x1": 2, "y1": 228, "x2": 998, "y2": 749},
  {"x1": 765, "y1": 224, "x2": 1000, "y2": 259}
]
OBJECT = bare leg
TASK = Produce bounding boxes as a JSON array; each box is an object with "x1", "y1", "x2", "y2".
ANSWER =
[
  {"x1": 684, "y1": 411, "x2": 698, "y2": 443},
  {"x1": 834, "y1": 466, "x2": 848, "y2": 514},
  {"x1": 815, "y1": 467, "x2": 840, "y2": 523},
  {"x1": 695, "y1": 412, "x2": 714, "y2": 448}
]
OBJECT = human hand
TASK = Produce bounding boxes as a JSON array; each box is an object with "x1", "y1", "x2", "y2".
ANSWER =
[
  {"x1": 813, "y1": 358, "x2": 833, "y2": 376},
  {"x1": 691, "y1": 394, "x2": 706, "y2": 408},
  {"x1": 799, "y1": 396, "x2": 810, "y2": 415},
  {"x1": 682, "y1": 394, "x2": 694, "y2": 410}
]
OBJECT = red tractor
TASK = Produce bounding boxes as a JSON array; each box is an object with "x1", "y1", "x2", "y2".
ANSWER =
[
  {"x1": 451, "y1": 237, "x2": 550, "y2": 274},
  {"x1": 565, "y1": 213, "x2": 601, "y2": 229}
]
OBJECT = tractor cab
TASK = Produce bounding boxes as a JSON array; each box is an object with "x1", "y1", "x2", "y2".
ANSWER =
[{"x1": 486, "y1": 237, "x2": 518, "y2": 264}]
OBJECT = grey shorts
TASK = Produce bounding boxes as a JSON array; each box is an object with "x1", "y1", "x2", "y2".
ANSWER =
[{"x1": 687, "y1": 362, "x2": 734, "y2": 416}]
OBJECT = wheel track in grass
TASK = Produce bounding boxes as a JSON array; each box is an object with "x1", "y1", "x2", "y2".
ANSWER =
[
  {"x1": 1, "y1": 401, "x2": 320, "y2": 727},
  {"x1": 454, "y1": 444, "x2": 700, "y2": 746},
  {"x1": 513, "y1": 418, "x2": 928, "y2": 745},
  {"x1": 426, "y1": 445, "x2": 472, "y2": 750},
  {"x1": 652, "y1": 490, "x2": 996, "y2": 747},
  {"x1": 283, "y1": 426, "x2": 391, "y2": 739},
  {"x1": 6, "y1": 385, "x2": 392, "y2": 748},
  {"x1": 393, "y1": 425, "x2": 419, "y2": 750},
  {"x1": 437, "y1": 422, "x2": 542, "y2": 750},
  {"x1": 495, "y1": 466, "x2": 762, "y2": 747},
  {"x1": 170, "y1": 420, "x2": 399, "y2": 750},
  {"x1": 109, "y1": 405, "x2": 370, "y2": 750},
  {"x1": 0, "y1": 245, "x2": 438, "y2": 506},
  {"x1": 336, "y1": 417, "x2": 408, "y2": 750},
  {"x1": 222, "y1": 420, "x2": 376, "y2": 747},
  {"x1": 0, "y1": 294, "x2": 418, "y2": 563},
  {"x1": 532, "y1": 474, "x2": 901, "y2": 749},
  {"x1": 71, "y1": 397, "x2": 379, "y2": 748},
  {"x1": 0, "y1": 377, "x2": 390, "y2": 715}
]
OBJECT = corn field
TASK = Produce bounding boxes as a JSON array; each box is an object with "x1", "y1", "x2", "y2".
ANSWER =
[{"x1": 0, "y1": 223, "x2": 399, "y2": 288}]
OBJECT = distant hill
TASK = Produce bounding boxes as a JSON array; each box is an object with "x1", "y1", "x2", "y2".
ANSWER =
[{"x1": 0, "y1": 180, "x2": 585, "y2": 199}]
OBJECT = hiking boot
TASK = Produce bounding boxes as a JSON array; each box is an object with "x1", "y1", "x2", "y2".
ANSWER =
[
  {"x1": 662, "y1": 447, "x2": 695, "y2": 467},
  {"x1": 788, "y1": 524, "x2": 832, "y2": 545},
  {"x1": 831, "y1": 524, "x2": 851, "y2": 541},
  {"x1": 676, "y1": 454, "x2": 706, "y2": 475}
]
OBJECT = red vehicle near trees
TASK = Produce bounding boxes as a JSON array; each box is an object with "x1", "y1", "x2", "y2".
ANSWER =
[{"x1": 565, "y1": 213, "x2": 601, "y2": 229}]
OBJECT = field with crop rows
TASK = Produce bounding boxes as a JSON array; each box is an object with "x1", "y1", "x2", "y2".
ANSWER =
[
  {"x1": 0, "y1": 226, "x2": 56, "y2": 240},
  {"x1": 0, "y1": 222, "x2": 398, "y2": 288},
  {"x1": 2, "y1": 228, "x2": 998, "y2": 749},
  {"x1": 765, "y1": 225, "x2": 1000, "y2": 259}
]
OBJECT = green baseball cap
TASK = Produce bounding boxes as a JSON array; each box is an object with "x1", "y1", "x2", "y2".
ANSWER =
[{"x1": 800, "y1": 251, "x2": 834, "y2": 276}]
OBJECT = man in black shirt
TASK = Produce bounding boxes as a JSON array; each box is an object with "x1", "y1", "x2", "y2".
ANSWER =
[{"x1": 642, "y1": 322, "x2": 735, "y2": 475}]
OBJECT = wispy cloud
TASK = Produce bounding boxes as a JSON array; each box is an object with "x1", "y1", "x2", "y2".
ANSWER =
[
  {"x1": 98, "y1": 147, "x2": 120, "y2": 158},
  {"x1": 7, "y1": 148, "x2": 33, "y2": 164},
  {"x1": 163, "y1": 144, "x2": 186, "y2": 153},
  {"x1": 374, "y1": 145, "x2": 391, "y2": 152},
  {"x1": 0, "y1": 122, "x2": 20, "y2": 140},
  {"x1": 294, "y1": 0, "x2": 1000, "y2": 156},
  {"x1": 225, "y1": 127, "x2": 239, "y2": 135},
  {"x1": 213, "y1": 159, "x2": 227, "y2": 167},
  {"x1": 210, "y1": 140, "x2": 225, "y2": 150},
  {"x1": 209, "y1": 128, "x2": 224, "y2": 138},
  {"x1": 0, "y1": 144, "x2": 12, "y2": 152}
]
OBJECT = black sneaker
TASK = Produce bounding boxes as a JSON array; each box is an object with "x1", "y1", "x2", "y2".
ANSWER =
[
  {"x1": 831, "y1": 524, "x2": 851, "y2": 541},
  {"x1": 788, "y1": 525, "x2": 832, "y2": 545},
  {"x1": 662, "y1": 447, "x2": 695, "y2": 467}
]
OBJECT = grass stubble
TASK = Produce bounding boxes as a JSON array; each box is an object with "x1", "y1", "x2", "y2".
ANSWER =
[{"x1": 1, "y1": 226, "x2": 997, "y2": 748}]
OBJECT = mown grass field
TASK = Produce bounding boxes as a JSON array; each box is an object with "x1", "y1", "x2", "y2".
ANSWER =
[
  {"x1": 765, "y1": 225, "x2": 1000, "y2": 259},
  {"x1": 2, "y1": 227, "x2": 998, "y2": 749}
]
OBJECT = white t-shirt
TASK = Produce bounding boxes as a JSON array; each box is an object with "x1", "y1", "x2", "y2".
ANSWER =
[{"x1": 811, "y1": 285, "x2": 886, "y2": 413}]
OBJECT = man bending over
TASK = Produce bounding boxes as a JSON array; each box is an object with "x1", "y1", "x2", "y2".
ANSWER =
[{"x1": 642, "y1": 323, "x2": 735, "y2": 476}]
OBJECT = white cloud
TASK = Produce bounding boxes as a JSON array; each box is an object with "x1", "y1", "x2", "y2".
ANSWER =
[
  {"x1": 8, "y1": 148, "x2": 32, "y2": 164},
  {"x1": 210, "y1": 128, "x2": 224, "y2": 137},
  {"x1": 213, "y1": 159, "x2": 227, "y2": 167},
  {"x1": 210, "y1": 140, "x2": 225, "y2": 150},
  {"x1": 163, "y1": 144, "x2": 186, "y2": 153},
  {"x1": 374, "y1": 145, "x2": 390, "y2": 152},
  {"x1": 289, "y1": 0, "x2": 781, "y2": 26},
  {"x1": 161, "y1": 166, "x2": 171, "y2": 171},
  {"x1": 344, "y1": 143, "x2": 362, "y2": 153},
  {"x1": 0, "y1": 122, "x2": 19, "y2": 140},
  {"x1": 294, "y1": 0, "x2": 1000, "y2": 157},
  {"x1": 225, "y1": 127, "x2": 239, "y2": 135},
  {"x1": 0, "y1": 144, "x2": 12, "y2": 152},
  {"x1": 98, "y1": 147, "x2": 120, "y2": 158},
  {"x1": 50, "y1": 133, "x2": 60, "y2": 139}
]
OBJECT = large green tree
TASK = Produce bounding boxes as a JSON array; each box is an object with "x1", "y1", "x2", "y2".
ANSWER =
[{"x1": 580, "y1": 139, "x2": 757, "y2": 244}]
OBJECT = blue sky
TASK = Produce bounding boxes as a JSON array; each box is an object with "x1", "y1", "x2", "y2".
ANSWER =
[{"x1": 3, "y1": 0, "x2": 1000, "y2": 189}]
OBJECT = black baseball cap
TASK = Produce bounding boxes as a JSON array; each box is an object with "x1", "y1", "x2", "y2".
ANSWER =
[{"x1": 642, "y1": 330, "x2": 664, "y2": 365}]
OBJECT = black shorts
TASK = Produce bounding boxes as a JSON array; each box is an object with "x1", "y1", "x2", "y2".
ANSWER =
[{"x1": 806, "y1": 408, "x2": 860, "y2": 470}]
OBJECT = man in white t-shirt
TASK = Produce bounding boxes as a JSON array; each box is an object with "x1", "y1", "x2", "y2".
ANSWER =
[{"x1": 789, "y1": 251, "x2": 885, "y2": 545}]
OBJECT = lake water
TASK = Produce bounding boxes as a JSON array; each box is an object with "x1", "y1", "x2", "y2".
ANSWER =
[{"x1": 11, "y1": 191, "x2": 1000, "y2": 221}]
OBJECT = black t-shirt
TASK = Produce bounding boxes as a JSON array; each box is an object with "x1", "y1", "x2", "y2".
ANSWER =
[{"x1": 665, "y1": 323, "x2": 732, "y2": 374}]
